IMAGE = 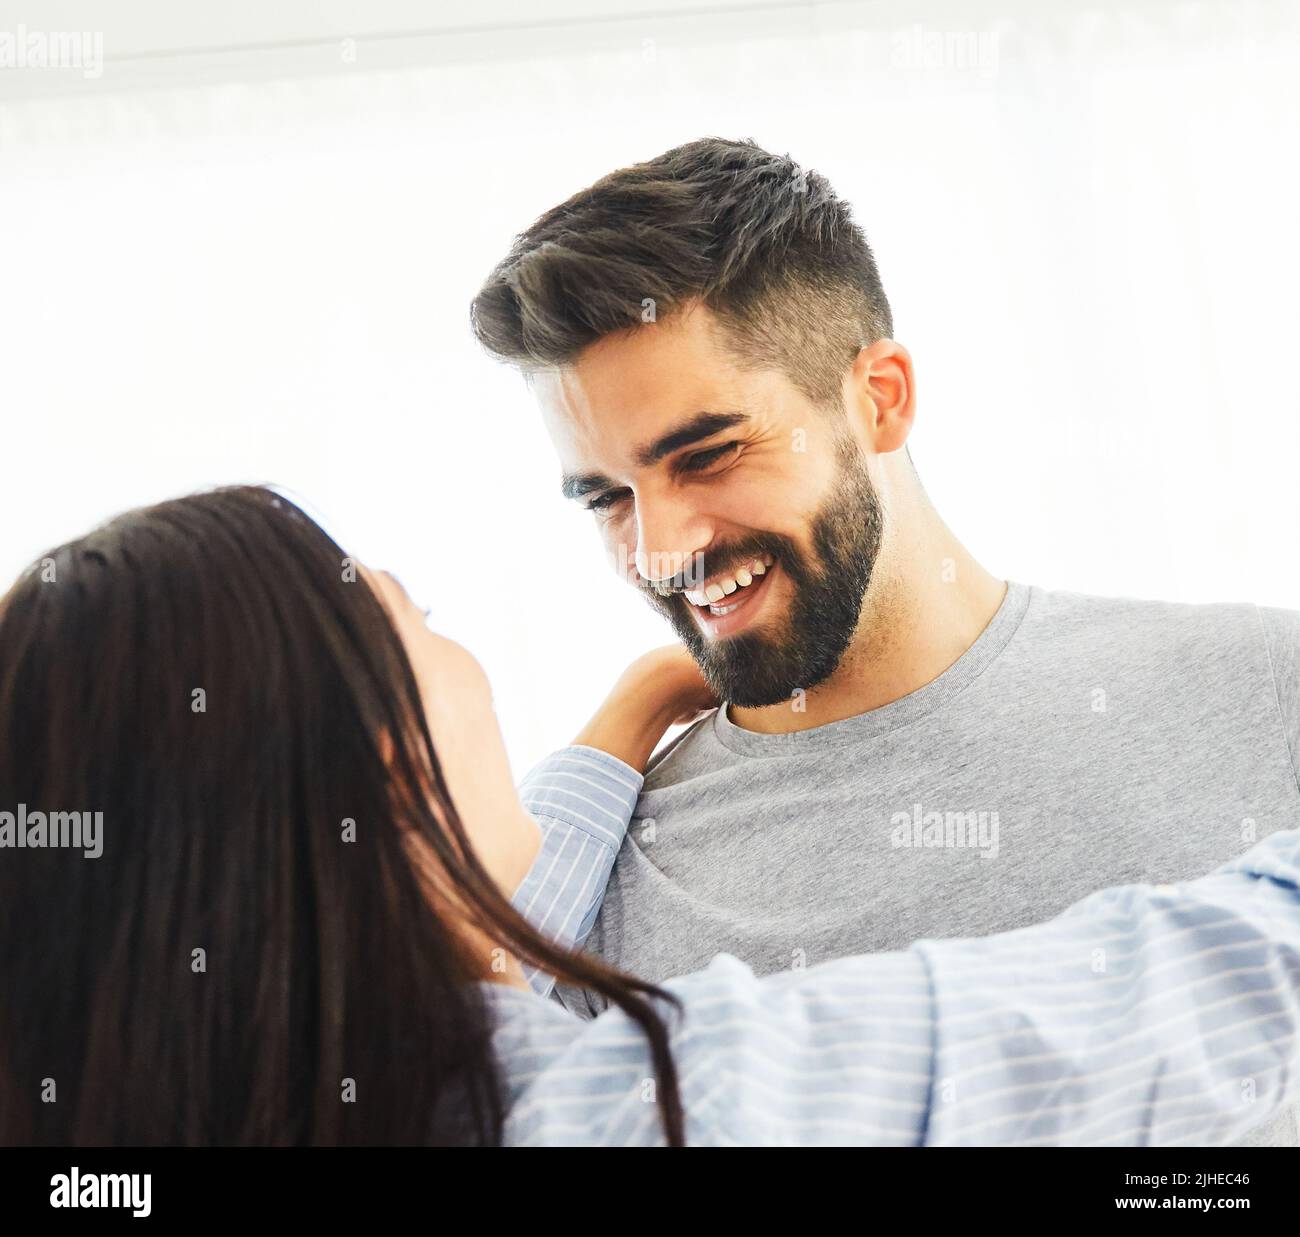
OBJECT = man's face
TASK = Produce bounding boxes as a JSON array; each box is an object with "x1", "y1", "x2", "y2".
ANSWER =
[{"x1": 535, "y1": 305, "x2": 883, "y2": 707}]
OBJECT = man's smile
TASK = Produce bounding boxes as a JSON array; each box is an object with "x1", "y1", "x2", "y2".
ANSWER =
[{"x1": 681, "y1": 554, "x2": 780, "y2": 640}]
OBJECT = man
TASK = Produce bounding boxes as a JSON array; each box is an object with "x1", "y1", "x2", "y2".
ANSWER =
[{"x1": 471, "y1": 138, "x2": 1300, "y2": 1144}]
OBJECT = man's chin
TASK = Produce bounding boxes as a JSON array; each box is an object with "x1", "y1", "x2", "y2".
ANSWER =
[
  {"x1": 676, "y1": 626, "x2": 817, "y2": 709},
  {"x1": 652, "y1": 593, "x2": 843, "y2": 709},
  {"x1": 717, "y1": 679, "x2": 805, "y2": 709}
]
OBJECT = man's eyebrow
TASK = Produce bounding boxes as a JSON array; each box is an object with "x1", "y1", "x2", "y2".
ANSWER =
[
  {"x1": 633, "y1": 411, "x2": 749, "y2": 467},
  {"x1": 560, "y1": 472, "x2": 614, "y2": 502},
  {"x1": 559, "y1": 411, "x2": 749, "y2": 503}
]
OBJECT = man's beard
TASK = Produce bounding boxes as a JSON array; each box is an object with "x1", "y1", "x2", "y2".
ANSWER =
[{"x1": 642, "y1": 446, "x2": 884, "y2": 708}]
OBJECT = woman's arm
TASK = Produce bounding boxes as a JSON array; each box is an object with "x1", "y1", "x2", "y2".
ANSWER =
[
  {"x1": 511, "y1": 646, "x2": 717, "y2": 997},
  {"x1": 500, "y1": 823, "x2": 1300, "y2": 1145},
  {"x1": 916, "y1": 827, "x2": 1300, "y2": 1145},
  {"x1": 513, "y1": 747, "x2": 642, "y2": 997}
]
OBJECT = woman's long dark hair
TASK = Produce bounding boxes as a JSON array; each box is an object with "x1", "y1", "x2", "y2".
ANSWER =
[{"x1": 0, "y1": 486, "x2": 684, "y2": 1146}]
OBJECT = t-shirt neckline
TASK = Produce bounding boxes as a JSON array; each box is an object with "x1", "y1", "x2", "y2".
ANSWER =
[{"x1": 711, "y1": 579, "x2": 1033, "y2": 756}]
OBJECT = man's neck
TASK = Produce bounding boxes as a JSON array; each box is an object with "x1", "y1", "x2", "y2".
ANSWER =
[{"x1": 728, "y1": 514, "x2": 1007, "y2": 736}]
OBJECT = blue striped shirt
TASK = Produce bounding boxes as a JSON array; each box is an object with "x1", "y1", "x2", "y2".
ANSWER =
[{"x1": 500, "y1": 744, "x2": 1300, "y2": 1146}]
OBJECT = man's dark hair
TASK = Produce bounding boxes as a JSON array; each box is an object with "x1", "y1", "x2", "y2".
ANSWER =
[{"x1": 471, "y1": 137, "x2": 894, "y2": 407}]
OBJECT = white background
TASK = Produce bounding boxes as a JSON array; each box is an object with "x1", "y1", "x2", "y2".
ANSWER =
[{"x1": 2, "y1": 0, "x2": 1298, "y2": 774}]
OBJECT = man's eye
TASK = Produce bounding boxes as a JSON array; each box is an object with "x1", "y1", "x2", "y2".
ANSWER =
[
  {"x1": 586, "y1": 490, "x2": 630, "y2": 513},
  {"x1": 682, "y1": 443, "x2": 739, "y2": 473}
]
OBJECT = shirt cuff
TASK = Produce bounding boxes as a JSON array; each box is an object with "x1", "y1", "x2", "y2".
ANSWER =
[{"x1": 518, "y1": 744, "x2": 644, "y2": 850}]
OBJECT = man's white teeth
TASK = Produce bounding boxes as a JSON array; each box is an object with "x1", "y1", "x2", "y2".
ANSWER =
[{"x1": 683, "y1": 555, "x2": 774, "y2": 608}]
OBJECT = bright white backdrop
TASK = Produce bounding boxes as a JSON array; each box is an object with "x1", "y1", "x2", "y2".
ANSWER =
[{"x1": 2, "y1": 0, "x2": 1298, "y2": 773}]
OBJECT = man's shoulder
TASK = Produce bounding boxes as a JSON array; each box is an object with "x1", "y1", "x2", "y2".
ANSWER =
[
  {"x1": 1022, "y1": 583, "x2": 1286, "y2": 659},
  {"x1": 1021, "y1": 585, "x2": 1299, "y2": 730},
  {"x1": 1027, "y1": 581, "x2": 1261, "y2": 625},
  {"x1": 1257, "y1": 603, "x2": 1300, "y2": 657}
]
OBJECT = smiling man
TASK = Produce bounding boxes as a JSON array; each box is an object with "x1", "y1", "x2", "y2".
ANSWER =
[
  {"x1": 540, "y1": 307, "x2": 918, "y2": 715},
  {"x1": 471, "y1": 139, "x2": 1300, "y2": 1145}
]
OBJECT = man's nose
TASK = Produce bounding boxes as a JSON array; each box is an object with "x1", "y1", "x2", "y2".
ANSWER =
[{"x1": 633, "y1": 498, "x2": 711, "y2": 585}]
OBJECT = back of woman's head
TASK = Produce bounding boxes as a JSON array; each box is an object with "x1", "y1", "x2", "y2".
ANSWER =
[
  {"x1": 0, "y1": 486, "x2": 520, "y2": 1143},
  {"x1": 0, "y1": 486, "x2": 685, "y2": 1146}
]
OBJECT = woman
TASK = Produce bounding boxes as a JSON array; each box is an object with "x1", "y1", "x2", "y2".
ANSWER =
[{"x1": 2, "y1": 486, "x2": 1298, "y2": 1146}]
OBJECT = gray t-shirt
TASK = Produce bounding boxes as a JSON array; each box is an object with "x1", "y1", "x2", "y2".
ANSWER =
[{"x1": 560, "y1": 581, "x2": 1300, "y2": 1145}]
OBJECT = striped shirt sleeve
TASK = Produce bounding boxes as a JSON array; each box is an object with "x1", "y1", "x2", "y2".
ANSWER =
[
  {"x1": 512, "y1": 745, "x2": 642, "y2": 997},
  {"x1": 495, "y1": 822, "x2": 1300, "y2": 1145},
  {"x1": 917, "y1": 822, "x2": 1300, "y2": 1145}
]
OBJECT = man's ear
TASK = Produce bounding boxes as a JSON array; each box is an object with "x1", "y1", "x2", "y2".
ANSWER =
[{"x1": 844, "y1": 339, "x2": 916, "y2": 455}]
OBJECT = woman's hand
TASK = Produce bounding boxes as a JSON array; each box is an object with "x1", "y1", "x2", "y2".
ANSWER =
[{"x1": 572, "y1": 644, "x2": 718, "y2": 774}]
